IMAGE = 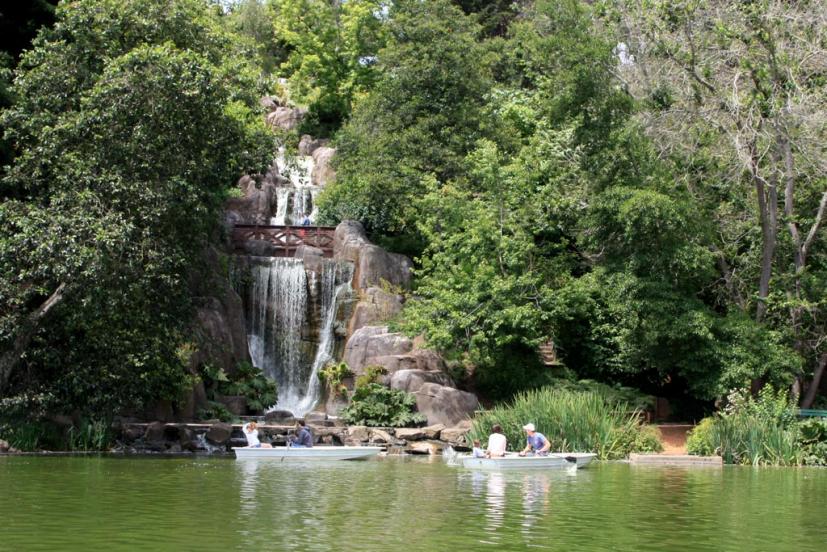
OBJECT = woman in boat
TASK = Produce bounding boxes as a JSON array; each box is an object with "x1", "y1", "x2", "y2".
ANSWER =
[
  {"x1": 485, "y1": 424, "x2": 507, "y2": 458},
  {"x1": 518, "y1": 423, "x2": 550, "y2": 456},
  {"x1": 243, "y1": 421, "x2": 272, "y2": 448}
]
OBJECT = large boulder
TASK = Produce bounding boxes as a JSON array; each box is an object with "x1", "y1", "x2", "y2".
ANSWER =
[
  {"x1": 413, "y1": 383, "x2": 479, "y2": 427},
  {"x1": 225, "y1": 175, "x2": 278, "y2": 225},
  {"x1": 205, "y1": 422, "x2": 233, "y2": 445},
  {"x1": 389, "y1": 369, "x2": 454, "y2": 393},
  {"x1": 350, "y1": 287, "x2": 404, "y2": 332},
  {"x1": 311, "y1": 146, "x2": 336, "y2": 187},
  {"x1": 299, "y1": 135, "x2": 330, "y2": 156},
  {"x1": 333, "y1": 221, "x2": 412, "y2": 291},
  {"x1": 343, "y1": 326, "x2": 413, "y2": 375},
  {"x1": 266, "y1": 106, "x2": 307, "y2": 131},
  {"x1": 294, "y1": 245, "x2": 326, "y2": 275}
]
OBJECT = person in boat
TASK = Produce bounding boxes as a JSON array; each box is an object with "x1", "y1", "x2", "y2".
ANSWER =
[
  {"x1": 518, "y1": 423, "x2": 550, "y2": 456},
  {"x1": 485, "y1": 424, "x2": 507, "y2": 458},
  {"x1": 243, "y1": 421, "x2": 272, "y2": 448},
  {"x1": 472, "y1": 439, "x2": 486, "y2": 458},
  {"x1": 288, "y1": 420, "x2": 314, "y2": 448}
]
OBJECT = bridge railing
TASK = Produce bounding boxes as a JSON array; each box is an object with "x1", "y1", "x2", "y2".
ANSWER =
[{"x1": 231, "y1": 224, "x2": 337, "y2": 257}]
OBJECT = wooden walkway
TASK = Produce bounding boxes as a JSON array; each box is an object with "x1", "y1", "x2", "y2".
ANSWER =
[{"x1": 231, "y1": 225, "x2": 336, "y2": 257}]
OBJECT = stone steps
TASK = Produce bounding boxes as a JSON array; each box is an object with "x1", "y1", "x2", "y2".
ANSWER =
[{"x1": 629, "y1": 453, "x2": 722, "y2": 466}]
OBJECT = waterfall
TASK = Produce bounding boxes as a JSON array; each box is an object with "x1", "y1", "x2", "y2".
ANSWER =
[
  {"x1": 271, "y1": 188, "x2": 291, "y2": 226},
  {"x1": 239, "y1": 256, "x2": 351, "y2": 417},
  {"x1": 291, "y1": 261, "x2": 353, "y2": 416},
  {"x1": 272, "y1": 147, "x2": 322, "y2": 225}
]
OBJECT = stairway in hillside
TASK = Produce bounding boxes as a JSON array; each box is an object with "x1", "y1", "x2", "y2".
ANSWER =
[{"x1": 537, "y1": 339, "x2": 558, "y2": 366}]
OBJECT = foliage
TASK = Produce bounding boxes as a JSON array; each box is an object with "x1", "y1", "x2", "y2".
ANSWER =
[
  {"x1": 468, "y1": 387, "x2": 662, "y2": 460},
  {"x1": 546, "y1": 378, "x2": 655, "y2": 413},
  {"x1": 317, "y1": 0, "x2": 493, "y2": 233},
  {"x1": 319, "y1": 361, "x2": 352, "y2": 398},
  {"x1": 197, "y1": 401, "x2": 236, "y2": 423},
  {"x1": 271, "y1": 0, "x2": 387, "y2": 135},
  {"x1": 220, "y1": 362, "x2": 278, "y2": 413},
  {"x1": 687, "y1": 387, "x2": 805, "y2": 465},
  {"x1": 354, "y1": 365, "x2": 387, "y2": 390},
  {"x1": 341, "y1": 383, "x2": 426, "y2": 427},
  {"x1": 0, "y1": 0, "x2": 272, "y2": 420},
  {"x1": 200, "y1": 361, "x2": 277, "y2": 414},
  {"x1": 66, "y1": 419, "x2": 112, "y2": 452}
]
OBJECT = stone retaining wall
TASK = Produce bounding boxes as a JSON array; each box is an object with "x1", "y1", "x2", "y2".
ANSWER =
[{"x1": 114, "y1": 420, "x2": 472, "y2": 456}]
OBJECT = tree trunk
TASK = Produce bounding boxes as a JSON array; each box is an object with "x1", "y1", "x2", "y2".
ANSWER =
[
  {"x1": 802, "y1": 353, "x2": 827, "y2": 409},
  {"x1": 0, "y1": 283, "x2": 66, "y2": 393}
]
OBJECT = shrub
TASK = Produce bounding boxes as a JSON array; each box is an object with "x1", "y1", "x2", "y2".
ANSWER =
[
  {"x1": 467, "y1": 387, "x2": 661, "y2": 460},
  {"x1": 341, "y1": 383, "x2": 426, "y2": 427},
  {"x1": 688, "y1": 387, "x2": 805, "y2": 466},
  {"x1": 686, "y1": 417, "x2": 716, "y2": 456},
  {"x1": 799, "y1": 418, "x2": 827, "y2": 466},
  {"x1": 319, "y1": 362, "x2": 352, "y2": 398},
  {"x1": 199, "y1": 362, "x2": 277, "y2": 416},
  {"x1": 220, "y1": 362, "x2": 278, "y2": 413},
  {"x1": 354, "y1": 365, "x2": 387, "y2": 390}
]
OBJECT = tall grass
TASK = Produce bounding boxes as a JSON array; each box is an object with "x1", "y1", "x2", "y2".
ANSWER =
[
  {"x1": 468, "y1": 387, "x2": 661, "y2": 460},
  {"x1": 687, "y1": 387, "x2": 803, "y2": 466}
]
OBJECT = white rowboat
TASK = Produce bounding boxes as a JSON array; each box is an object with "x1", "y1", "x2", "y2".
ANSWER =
[
  {"x1": 233, "y1": 446, "x2": 383, "y2": 461},
  {"x1": 461, "y1": 452, "x2": 596, "y2": 470}
]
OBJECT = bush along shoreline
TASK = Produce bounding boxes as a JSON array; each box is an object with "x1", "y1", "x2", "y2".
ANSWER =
[
  {"x1": 687, "y1": 388, "x2": 827, "y2": 466},
  {"x1": 467, "y1": 387, "x2": 663, "y2": 460}
]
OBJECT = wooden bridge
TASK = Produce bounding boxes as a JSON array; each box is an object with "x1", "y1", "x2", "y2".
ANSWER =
[{"x1": 231, "y1": 225, "x2": 336, "y2": 257}]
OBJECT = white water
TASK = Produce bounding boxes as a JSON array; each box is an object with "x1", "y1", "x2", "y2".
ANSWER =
[
  {"x1": 270, "y1": 147, "x2": 323, "y2": 225},
  {"x1": 241, "y1": 256, "x2": 351, "y2": 417}
]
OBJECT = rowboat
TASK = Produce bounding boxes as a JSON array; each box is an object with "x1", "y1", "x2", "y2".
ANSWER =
[
  {"x1": 461, "y1": 452, "x2": 596, "y2": 470},
  {"x1": 233, "y1": 446, "x2": 383, "y2": 461}
]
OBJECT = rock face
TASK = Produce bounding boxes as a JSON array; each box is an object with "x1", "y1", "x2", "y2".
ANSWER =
[
  {"x1": 298, "y1": 134, "x2": 329, "y2": 156},
  {"x1": 311, "y1": 146, "x2": 336, "y2": 187},
  {"x1": 266, "y1": 106, "x2": 307, "y2": 131},
  {"x1": 342, "y1": 326, "x2": 414, "y2": 376},
  {"x1": 333, "y1": 221, "x2": 412, "y2": 291},
  {"x1": 413, "y1": 383, "x2": 479, "y2": 427},
  {"x1": 389, "y1": 369, "x2": 454, "y2": 393},
  {"x1": 350, "y1": 287, "x2": 404, "y2": 333}
]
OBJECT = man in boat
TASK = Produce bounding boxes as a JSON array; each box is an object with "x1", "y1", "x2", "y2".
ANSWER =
[
  {"x1": 485, "y1": 424, "x2": 507, "y2": 458},
  {"x1": 518, "y1": 423, "x2": 550, "y2": 456},
  {"x1": 288, "y1": 420, "x2": 314, "y2": 448}
]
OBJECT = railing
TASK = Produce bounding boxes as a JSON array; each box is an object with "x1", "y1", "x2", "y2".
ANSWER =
[{"x1": 231, "y1": 225, "x2": 336, "y2": 257}]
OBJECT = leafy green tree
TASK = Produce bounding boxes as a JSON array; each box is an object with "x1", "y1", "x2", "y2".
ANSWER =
[
  {"x1": 0, "y1": 0, "x2": 271, "y2": 417},
  {"x1": 271, "y1": 0, "x2": 388, "y2": 135},
  {"x1": 317, "y1": 0, "x2": 493, "y2": 235},
  {"x1": 607, "y1": 0, "x2": 827, "y2": 405}
]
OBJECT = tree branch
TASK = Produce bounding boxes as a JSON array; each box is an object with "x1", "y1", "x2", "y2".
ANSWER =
[{"x1": 0, "y1": 283, "x2": 67, "y2": 393}]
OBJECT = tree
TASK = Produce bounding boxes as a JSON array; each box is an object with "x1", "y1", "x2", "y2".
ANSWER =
[
  {"x1": 609, "y1": 0, "x2": 827, "y2": 405},
  {"x1": 0, "y1": 0, "x2": 271, "y2": 415},
  {"x1": 317, "y1": 0, "x2": 493, "y2": 235},
  {"x1": 271, "y1": 0, "x2": 388, "y2": 135}
]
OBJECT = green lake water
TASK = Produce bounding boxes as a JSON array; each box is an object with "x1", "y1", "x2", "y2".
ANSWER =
[{"x1": 1, "y1": 455, "x2": 825, "y2": 551}]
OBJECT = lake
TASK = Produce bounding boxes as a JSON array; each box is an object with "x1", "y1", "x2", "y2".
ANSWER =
[{"x1": 1, "y1": 455, "x2": 825, "y2": 551}]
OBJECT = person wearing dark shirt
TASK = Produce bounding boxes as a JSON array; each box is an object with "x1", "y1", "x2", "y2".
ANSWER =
[{"x1": 288, "y1": 420, "x2": 313, "y2": 448}]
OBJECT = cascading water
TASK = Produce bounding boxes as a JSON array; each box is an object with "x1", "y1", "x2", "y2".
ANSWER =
[
  {"x1": 238, "y1": 256, "x2": 352, "y2": 417},
  {"x1": 270, "y1": 147, "x2": 323, "y2": 225}
]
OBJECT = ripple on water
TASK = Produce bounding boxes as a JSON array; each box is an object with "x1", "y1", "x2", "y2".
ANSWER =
[{"x1": 2, "y1": 456, "x2": 827, "y2": 552}]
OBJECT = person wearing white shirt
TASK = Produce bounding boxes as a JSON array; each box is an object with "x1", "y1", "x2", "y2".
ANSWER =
[
  {"x1": 486, "y1": 424, "x2": 507, "y2": 457},
  {"x1": 243, "y1": 421, "x2": 272, "y2": 448}
]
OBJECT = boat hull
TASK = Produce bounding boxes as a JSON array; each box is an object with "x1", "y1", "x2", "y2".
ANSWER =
[
  {"x1": 233, "y1": 446, "x2": 383, "y2": 461},
  {"x1": 462, "y1": 452, "x2": 596, "y2": 470}
]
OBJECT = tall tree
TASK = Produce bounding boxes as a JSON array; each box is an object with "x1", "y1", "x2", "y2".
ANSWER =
[
  {"x1": 317, "y1": 0, "x2": 493, "y2": 236},
  {"x1": 0, "y1": 0, "x2": 271, "y2": 414},
  {"x1": 609, "y1": 0, "x2": 827, "y2": 405}
]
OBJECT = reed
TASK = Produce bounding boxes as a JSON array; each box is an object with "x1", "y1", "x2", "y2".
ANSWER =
[{"x1": 468, "y1": 387, "x2": 661, "y2": 459}]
